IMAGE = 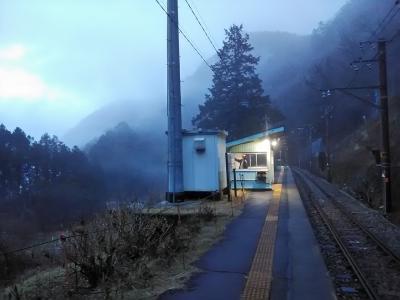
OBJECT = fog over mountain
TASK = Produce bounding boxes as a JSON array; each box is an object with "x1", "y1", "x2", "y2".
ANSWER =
[
  {"x1": 63, "y1": 31, "x2": 310, "y2": 146},
  {"x1": 0, "y1": 0, "x2": 347, "y2": 140},
  {"x1": 63, "y1": 0, "x2": 400, "y2": 150}
]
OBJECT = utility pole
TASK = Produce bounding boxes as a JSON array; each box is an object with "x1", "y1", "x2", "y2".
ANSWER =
[
  {"x1": 166, "y1": 0, "x2": 184, "y2": 202},
  {"x1": 296, "y1": 126, "x2": 313, "y2": 171},
  {"x1": 320, "y1": 40, "x2": 392, "y2": 213},
  {"x1": 378, "y1": 40, "x2": 392, "y2": 213},
  {"x1": 324, "y1": 106, "x2": 333, "y2": 182},
  {"x1": 308, "y1": 128, "x2": 312, "y2": 171},
  {"x1": 305, "y1": 125, "x2": 313, "y2": 171}
]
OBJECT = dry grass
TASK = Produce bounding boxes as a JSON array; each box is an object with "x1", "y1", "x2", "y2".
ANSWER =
[
  {"x1": 1, "y1": 194, "x2": 246, "y2": 299},
  {"x1": 122, "y1": 214, "x2": 234, "y2": 300},
  {"x1": 145, "y1": 190, "x2": 247, "y2": 217}
]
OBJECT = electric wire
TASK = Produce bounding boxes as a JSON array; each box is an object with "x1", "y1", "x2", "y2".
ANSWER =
[
  {"x1": 357, "y1": 1, "x2": 400, "y2": 60},
  {"x1": 373, "y1": 4, "x2": 400, "y2": 40},
  {"x1": 183, "y1": 0, "x2": 220, "y2": 58},
  {"x1": 352, "y1": 2, "x2": 399, "y2": 68},
  {"x1": 187, "y1": 0, "x2": 219, "y2": 47},
  {"x1": 154, "y1": 0, "x2": 212, "y2": 69},
  {"x1": 389, "y1": 29, "x2": 400, "y2": 42},
  {"x1": 2, "y1": 192, "x2": 222, "y2": 256},
  {"x1": 370, "y1": 1, "x2": 400, "y2": 39},
  {"x1": 345, "y1": 1, "x2": 400, "y2": 90}
]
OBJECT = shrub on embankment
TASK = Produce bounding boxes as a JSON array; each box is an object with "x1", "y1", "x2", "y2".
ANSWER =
[{"x1": 2, "y1": 204, "x2": 219, "y2": 299}]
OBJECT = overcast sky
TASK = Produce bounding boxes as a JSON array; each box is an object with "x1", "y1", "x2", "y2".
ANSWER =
[{"x1": 0, "y1": 0, "x2": 348, "y2": 139}]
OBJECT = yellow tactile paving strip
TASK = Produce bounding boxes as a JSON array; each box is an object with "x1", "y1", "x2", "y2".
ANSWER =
[{"x1": 241, "y1": 184, "x2": 282, "y2": 300}]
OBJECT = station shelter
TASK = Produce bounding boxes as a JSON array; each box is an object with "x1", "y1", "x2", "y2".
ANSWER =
[{"x1": 226, "y1": 127, "x2": 285, "y2": 190}]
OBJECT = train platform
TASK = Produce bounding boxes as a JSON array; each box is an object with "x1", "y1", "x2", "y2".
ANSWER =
[
  {"x1": 269, "y1": 168, "x2": 335, "y2": 300},
  {"x1": 160, "y1": 167, "x2": 335, "y2": 300}
]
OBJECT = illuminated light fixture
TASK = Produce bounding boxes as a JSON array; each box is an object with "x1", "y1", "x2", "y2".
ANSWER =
[
  {"x1": 271, "y1": 139, "x2": 278, "y2": 147},
  {"x1": 255, "y1": 139, "x2": 270, "y2": 152}
]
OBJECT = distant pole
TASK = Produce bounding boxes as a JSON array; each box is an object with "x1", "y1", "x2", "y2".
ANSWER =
[
  {"x1": 308, "y1": 126, "x2": 312, "y2": 171},
  {"x1": 167, "y1": 0, "x2": 184, "y2": 201},
  {"x1": 225, "y1": 153, "x2": 231, "y2": 202},
  {"x1": 378, "y1": 40, "x2": 392, "y2": 213},
  {"x1": 325, "y1": 106, "x2": 332, "y2": 182},
  {"x1": 233, "y1": 169, "x2": 237, "y2": 198}
]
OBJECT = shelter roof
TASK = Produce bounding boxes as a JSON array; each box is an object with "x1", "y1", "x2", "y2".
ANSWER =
[{"x1": 226, "y1": 126, "x2": 285, "y2": 148}]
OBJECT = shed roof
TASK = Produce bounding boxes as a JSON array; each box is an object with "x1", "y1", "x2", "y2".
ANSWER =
[
  {"x1": 226, "y1": 126, "x2": 285, "y2": 148},
  {"x1": 182, "y1": 129, "x2": 228, "y2": 137}
]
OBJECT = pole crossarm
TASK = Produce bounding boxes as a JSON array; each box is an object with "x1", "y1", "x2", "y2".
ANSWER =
[
  {"x1": 320, "y1": 87, "x2": 382, "y2": 109},
  {"x1": 351, "y1": 58, "x2": 379, "y2": 64},
  {"x1": 329, "y1": 86, "x2": 381, "y2": 90}
]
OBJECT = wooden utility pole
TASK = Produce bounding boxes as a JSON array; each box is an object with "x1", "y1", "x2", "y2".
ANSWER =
[
  {"x1": 324, "y1": 106, "x2": 333, "y2": 183},
  {"x1": 308, "y1": 127, "x2": 312, "y2": 171},
  {"x1": 378, "y1": 40, "x2": 392, "y2": 213},
  {"x1": 166, "y1": 0, "x2": 184, "y2": 202},
  {"x1": 320, "y1": 39, "x2": 393, "y2": 212}
]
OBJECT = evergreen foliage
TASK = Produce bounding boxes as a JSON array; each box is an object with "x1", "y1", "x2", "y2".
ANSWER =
[
  {"x1": 0, "y1": 122, "x2": 166, "y2": 236},
  {"x1": 193, "y1": 24, "x2": 283, "y2": 140},
  {"x1": 0, "y1": 124, "x2": 105, "y2": 230}
]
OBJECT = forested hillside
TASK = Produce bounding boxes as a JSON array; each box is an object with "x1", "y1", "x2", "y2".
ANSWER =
[
  {"x1": 0, "y1": 122, "x2": 166, "y2": 248},
  {"x1": 0, "y1": 125, "x2": 105, "y2": 240}
]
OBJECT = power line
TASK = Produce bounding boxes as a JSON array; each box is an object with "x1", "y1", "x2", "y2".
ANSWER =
[
  {"x1": 2, "y1": 237, "x2": 63, "y2": 255},
  {"x1": 187, "y1": 0, "x2": 218, "y2": 46},
  {"x1": 2, "y1": 193, "x2": 219, "y2": 256},
  {"x1": 370, "y1": 0, "x2": 400, "y2": 39},
  {"x1": 359, "y1": 1, "x2": 400, "y2": 58},
  {"x1": 183, "y1": 0, "x2": 220, "y2": 58},
  {"x1": 154, "y1": 0, "x2": 212, "y2": 69},
  {"x1": 346, "y1": 2, "x2": 400, "y2": 87},
  {"x1": 375, "y1": 7, "x2": 400, "y2": 39},
  {"x1": 309, "y1": 3, "x2": 399, "y2": 104},
  {"x1": 389, "y1": 29, "x2": 400, "y2": 42}
]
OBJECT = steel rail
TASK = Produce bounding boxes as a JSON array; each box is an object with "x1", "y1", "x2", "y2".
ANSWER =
[
  {"x1": 293, "y1": 169, "x2": 378, "y2": 300},
  {"x1": 302, "y1": 170, "x2": 400, "y2": 266}
]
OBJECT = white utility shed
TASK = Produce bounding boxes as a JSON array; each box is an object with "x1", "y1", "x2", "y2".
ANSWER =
[{"x1": 182, "y1": 130, "x2": 227, "y2": 193}]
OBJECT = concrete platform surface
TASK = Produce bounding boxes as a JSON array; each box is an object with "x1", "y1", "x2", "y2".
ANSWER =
[
  {"x1": 270, "y1": 168, "x2": 336, "y2": 300},
  {"x1": 159, "y1": 167, "x2": 336, "y2": 300},
  {"x1": 159, "y1": 191, "x2": 272, "y2": 300}
]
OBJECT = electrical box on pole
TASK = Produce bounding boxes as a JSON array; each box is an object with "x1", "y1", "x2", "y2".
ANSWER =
[{"x1": 166, "y1": 0, "x2": 184, "y2": 202}]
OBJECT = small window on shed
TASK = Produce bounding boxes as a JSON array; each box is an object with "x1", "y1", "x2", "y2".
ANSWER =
[
  {"x1": 241, "y1": 153, "x2": 267, "y2": 167},
  {"x1": 248, "y1": 154, "x2": 257, "y2": 167},
  {"x1": 257, "y1": 154, "x2": 267, "y2": 167}
]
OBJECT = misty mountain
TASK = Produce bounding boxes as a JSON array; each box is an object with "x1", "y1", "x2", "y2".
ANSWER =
[
  {"x1": 85, "y1": 122, "x2": 166, "y2": 199},
  {"x1": 63, "y1": 31, "x2": 308, "y2": 147},
  {"x1": 63, "y1": 98, "x2": 168, "y2": 147},
  {"x1": 64, "y1": 0, "x2": 400, "y2": 148}
]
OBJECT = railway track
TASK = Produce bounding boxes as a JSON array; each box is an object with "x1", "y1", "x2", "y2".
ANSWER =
[{"x1": 293, "y1": 168, "x2": 400, "y2": 300}]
